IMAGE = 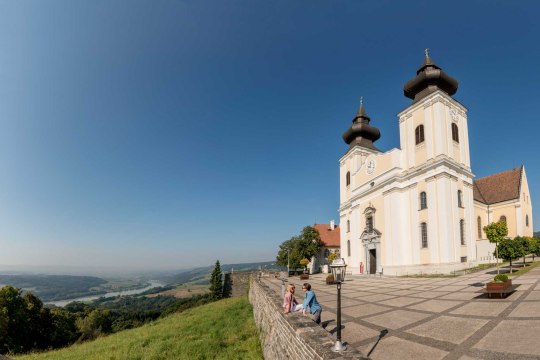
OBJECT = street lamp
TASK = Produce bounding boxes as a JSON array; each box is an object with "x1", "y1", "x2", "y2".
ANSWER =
[
  {"x1": 287, "y1": 248, "x2": 290, "y2": 278},
  {"x1": 330, "y1": 258, "x2": 348, "y2": 352}
]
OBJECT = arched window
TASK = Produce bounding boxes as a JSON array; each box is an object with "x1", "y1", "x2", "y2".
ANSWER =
[
  {"x1": 347, "y1": 240, "x2": 351, "y2": 257},
  {"x1": 460, "y1": 219, "x2": 465, "y2": 245},
  {"x1": 420, "y1": 223, "x2": 428, "y2": 248},
  {"x1": 420, "y1": 191, "x2": 427, "y2": 210},
  {"x1": 346, "y1": 171, "x2": 351, "y2": 186},
  {"x1": 452, "y1": 123, "x2": 459, "y2": 143},
  {"x1": 500, "y1": 215, "x2": 507, "y2": 224},
  {"x1": 346, "y1": 220, "x2": 350, "y2": 233},
  {"x1": 526, "y1": 215, "x2": 529, "y2": 227},
  {"x1": 415, "y1": 125, "x2": 425, "y2": 145},
  {"x1": 324, "y1": 249, "x2": 330, "y2": 258},
  {"x1": 477, "y1": 216, "x2": 482, "y2": 239},
  {"x1": 458, "y1": 190, "x2": 463, "y2": 208}
]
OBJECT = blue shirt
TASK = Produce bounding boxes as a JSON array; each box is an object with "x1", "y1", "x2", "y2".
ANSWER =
[{"x1": 303, "y1": 290, "x2": 321, "y2": 314}]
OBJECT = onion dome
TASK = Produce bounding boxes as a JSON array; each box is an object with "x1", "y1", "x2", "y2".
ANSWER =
[
  {"x1": 403, "y1": 49, "x2": 458, "y2": 103},
  {"x1": 342, "y1": 98, "x2": 381, "y2": 151}
]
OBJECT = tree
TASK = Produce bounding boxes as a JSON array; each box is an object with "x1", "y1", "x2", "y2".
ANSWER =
[
  {"x1": 327, "y1": 252, "x2": 338, "y2": 263},
  {"x1": 209, "y1": 260, "x2": 223, "y2": 300},
  {"x1": 76, "y1": 309, "x2": 112, "y2": 341},
  {"x1": 484, "y1": 221, "x2": 508, "y2": 274},
  {"x1": 515, "y1": 236, "x2": 531, "y2": 266},
  {"x1": 276, "y1": 226, "x2": 323, "y2": 271},
  {"x1": 222, "y1": 273, "x2": 232, "y2": 298},
  {"x1": 497, "y1": 238, "x2": 524, "y2": 273},
  {"x1": 530, "y1": 237, "x2": 540, "y2": 262}
]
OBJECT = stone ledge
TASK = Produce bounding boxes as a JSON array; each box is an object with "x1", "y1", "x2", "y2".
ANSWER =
[{"x1": 250, "y1": 276, "x2": 369, "y2": 360}]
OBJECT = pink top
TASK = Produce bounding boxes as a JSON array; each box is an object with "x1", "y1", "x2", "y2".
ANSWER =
[{"x1": 283, "y1": 292, "x2": 296, "y2": 313}]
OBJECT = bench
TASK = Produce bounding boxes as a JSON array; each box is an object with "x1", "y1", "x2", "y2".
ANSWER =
[{"x1": 476, "y1": 284, "x2": 519, "y2": 298}]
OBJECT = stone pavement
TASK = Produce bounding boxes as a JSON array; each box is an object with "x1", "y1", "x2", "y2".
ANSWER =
[{"x1": 264, "y1": 266, "x2": 540, "y2": 360}]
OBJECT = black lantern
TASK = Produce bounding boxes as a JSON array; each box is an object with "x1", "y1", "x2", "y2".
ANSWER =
[
  {"x1": 330, "y1": 258, "x2": 347, "y2": 283},
  {"x1": 330, "y1": 258, "x2": 348, "y2": 352}
]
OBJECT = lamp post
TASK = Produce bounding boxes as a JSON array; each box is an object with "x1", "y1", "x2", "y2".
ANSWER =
[
  {"x1": 287, "y1": 248, "x2": 290, "y2": 278},
  {"x1": 330, "y1": 258, "x2": 348, "y2": 352}
]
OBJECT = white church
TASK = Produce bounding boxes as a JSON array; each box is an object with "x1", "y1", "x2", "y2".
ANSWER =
[{"x1": 339, "y1": 52, "x2": 534, "y2": 276}]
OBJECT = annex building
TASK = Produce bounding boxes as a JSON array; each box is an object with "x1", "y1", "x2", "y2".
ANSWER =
[{"x1": 339, "y1": 53, "x2": 534, "y2": 276}]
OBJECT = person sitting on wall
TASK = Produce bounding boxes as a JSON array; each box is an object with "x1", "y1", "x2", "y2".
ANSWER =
[
  {"x1": 302, "y1": 283, "x2": 322, "y2": 325},
  {"x1": 283, "y1": 284, "x2": 303, "y2": 313}
]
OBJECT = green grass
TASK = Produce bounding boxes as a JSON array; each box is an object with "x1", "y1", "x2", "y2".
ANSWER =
[
  {"x1": 14, "y1": 297, "x2": 262, "y2": 360},
  {"x1": 506, "y1": 260, "x2": 540, "y2": 277}
]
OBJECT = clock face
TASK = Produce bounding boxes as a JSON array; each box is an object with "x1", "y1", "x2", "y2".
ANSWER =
[{"x1": 366, "y1": 159, "x2": 376, "y2": 174}]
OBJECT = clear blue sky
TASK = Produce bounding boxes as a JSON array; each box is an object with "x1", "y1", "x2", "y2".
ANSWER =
[{"x1": 0, "y1": 1, "x2": 538, "y2": 272}]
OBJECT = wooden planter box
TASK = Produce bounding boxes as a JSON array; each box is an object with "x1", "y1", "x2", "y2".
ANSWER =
[{"x1": 486, "y1": 279, "x2": 512, "y2": 291}]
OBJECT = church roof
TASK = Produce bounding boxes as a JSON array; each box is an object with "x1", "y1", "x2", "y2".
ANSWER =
[
  {"x1": 403, "y1": 50, "x2": 459, "y2": 103},
  {"x1": 313, "y1": 223, "x2": 340, "y2": 247},
  {"x1": 342, "y1": 99, "x2": 381, "y2": 151},
  {"x1": 473, "y1": 166, "x2": 523, "y2": 205}
]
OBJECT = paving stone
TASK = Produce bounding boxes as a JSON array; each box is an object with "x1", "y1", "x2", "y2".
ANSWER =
[
  {"x1": 412, "y1": 291, "x2": 450, "y2": 299},
  {"x1": 365, "y1": 335, "x2": 449, "y2": 360},
  {"x1": 355, "y1": 293, "x2": 398, "y2": 302},
  {"x1": 379, "y1": 296, "x2": 425, "y2": 307},
  {"x1": 450, "y1": 301, "x2": 511, "y2": 317},
  {"x1": 341, "y1": 303, "x2": 391, "y2": 318},
  {"x1": 363, "y1": 309, "x2": 431, "y2": 329},
  {"x1": 439, "y1": 292, "x2": 479, "y2": 300},
  {"x1": 341, "y1": 321, "x2": 380, "y2": 344},
  {"x1": 508, "y1": 301, "x2": 540, "y2": 317},
  {"x1": 406, "y1": 315, "x2": 488, "y2": 344},
  {"x1": 523, "y1": 291, "x2": 540, "y2": 301},
  {"x1": 407, "y1": 299, "x2": 464, "y2": 313},
  {"x1": 474, "y1": 320, "x2": 540, "y2": 356},
  {"x1": 387, "y1": 289, "x2": 419, "y2": 296}
]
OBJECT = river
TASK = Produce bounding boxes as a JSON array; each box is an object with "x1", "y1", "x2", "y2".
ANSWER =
[{"x1": 46, "y1": 280, "x2": 165, "y2": 307}]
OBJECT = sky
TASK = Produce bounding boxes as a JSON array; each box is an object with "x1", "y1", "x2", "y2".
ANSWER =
[{"x1": 0, "y1": 1, "x2": 539, "y2": 274}]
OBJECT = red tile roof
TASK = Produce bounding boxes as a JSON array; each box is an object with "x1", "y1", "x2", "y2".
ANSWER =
[
  {"x1": 313, "y1": 223, "x2": 340, "y2": 247},
  {"x1": 474, "y1": 166, "x2": 522, "y2": 205}
]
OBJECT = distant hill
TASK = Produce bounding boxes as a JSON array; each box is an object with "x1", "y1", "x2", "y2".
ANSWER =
[
  {"x1": 161, "y1": 261, "x2": 278, "y2": 286},
  {"x1": 13, "y1": 297, "x2": 262, "y2": 360},
  {"x1": 0, "y1": 274, "x2": 108, "y2": 301},
  {"x1": 535, "y1": 231, "x2": 540, "y2": 238}
]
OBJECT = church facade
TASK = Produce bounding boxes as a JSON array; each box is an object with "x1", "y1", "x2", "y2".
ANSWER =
[{"x1": 339, "y1": 54, "x2": 533, "y2": 276}]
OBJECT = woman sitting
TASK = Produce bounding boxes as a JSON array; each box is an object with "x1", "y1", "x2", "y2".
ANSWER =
[{"x1": 283, "y1": 284, "x2": 303, "y2": 313}]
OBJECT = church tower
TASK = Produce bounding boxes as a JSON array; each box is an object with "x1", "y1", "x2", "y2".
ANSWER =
[{"x1": 398, "y1": 51, "x2": 476, "y2": 268}]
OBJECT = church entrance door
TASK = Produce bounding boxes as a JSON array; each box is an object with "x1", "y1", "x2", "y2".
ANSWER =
[{"x1": 369, "y1": 249, "x2": 377, "y2": 274}]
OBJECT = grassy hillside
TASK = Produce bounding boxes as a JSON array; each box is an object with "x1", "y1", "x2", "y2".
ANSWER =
[{"x1": 14, "y1": 297, "x2": 262, "y2": 360}]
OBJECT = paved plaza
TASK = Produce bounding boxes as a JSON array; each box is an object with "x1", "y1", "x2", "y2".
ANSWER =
[{"x1": 264, "y1": 265, "x2": 540, "y2": 360}]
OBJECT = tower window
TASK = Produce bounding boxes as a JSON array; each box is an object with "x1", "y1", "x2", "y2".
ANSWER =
[
  {"x1": 458, "y1": 190, "x2": 463, "y2": 208},
  {"x1": 420, "y1": 191, "x2": 427, "y2": 210},
  {"x1": 526, "y1": 215, "x2": 529, "y2": 227},
  {"x1": 477, "y1": 216, "x2": 482, "y2": 239},
  {"x1": 460, "y1": 219, "x2": 465, "y2": 245},
  {"x1": 366, "y1": 216, "x2": 373, "y2": 233},
  {"x1": 452, "y1": 123, "x2": 459, "y2": 143},
  {"x1": 347, "y1": 220, "x2": 350, "y2": 233},
  {"x1": 421, "y1": 222, "x2": 428, "y2": 248},
  {"x1": 347, "y1": 240, "x2": 351, "y2": 257},
  {"x1": 500, "y1": 215, "x2": 507, "y2": 224},
  {"x1": 415, "y1": 125, "x2": 425, "y2": 145},
  {"x1": 346, "y1": 171, "x2": 350, "y2": 186}
]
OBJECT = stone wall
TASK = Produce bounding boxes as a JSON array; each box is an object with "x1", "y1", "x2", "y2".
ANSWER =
[
  {"x1": 230, "y1": 272, "x2": 250, "y2": 297},
  {"x1": 249, "y1": 276, "x2": 369, "y2": 360}
]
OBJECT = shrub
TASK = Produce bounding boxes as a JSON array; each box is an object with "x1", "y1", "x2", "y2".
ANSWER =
[
  {"x1": 326, "y1": 274, "x2": 335, "y2": 285},
  {"x1": 299, "y1": 274, "x2": 309, "y2": 280},
  {"x1": 493, "y1": 274, "x2": 508, "y2": 283}
]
